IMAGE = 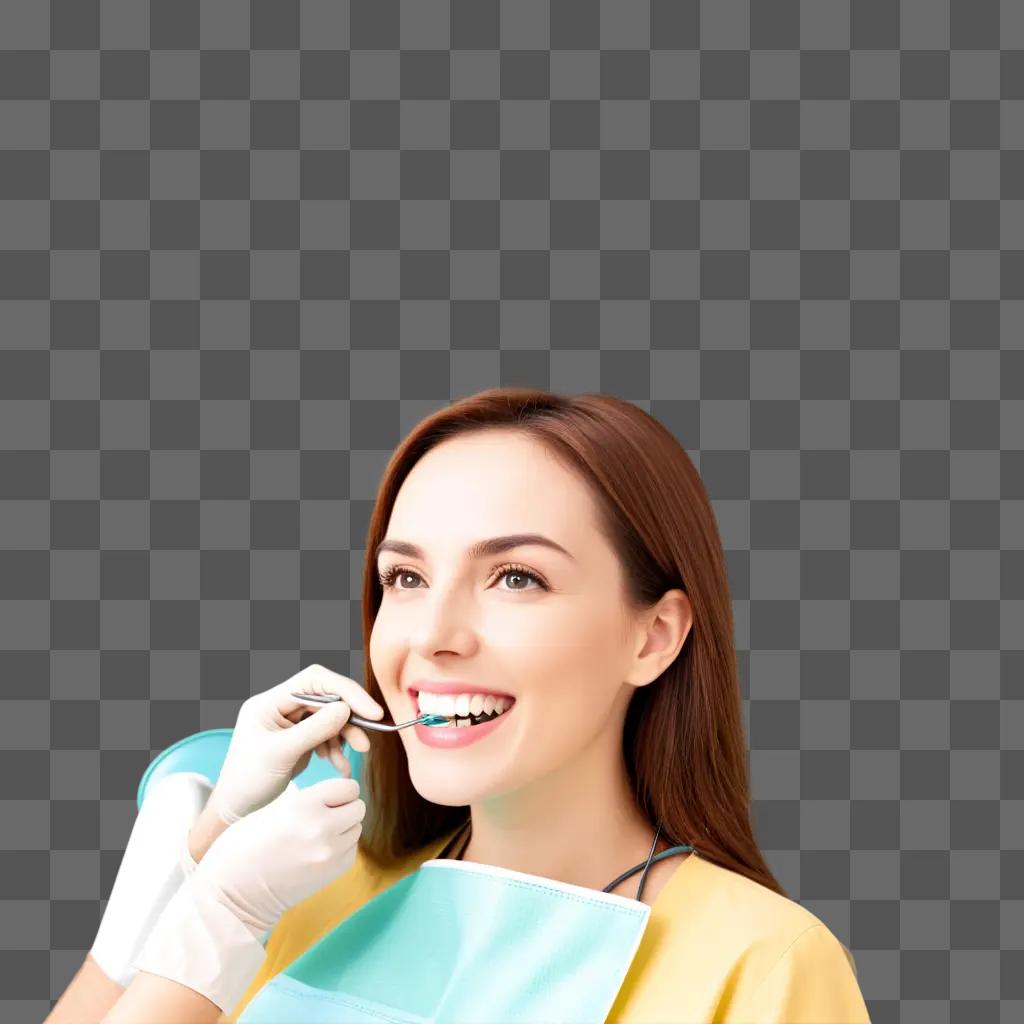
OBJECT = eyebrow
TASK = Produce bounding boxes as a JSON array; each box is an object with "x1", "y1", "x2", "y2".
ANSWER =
[{"x1": 374, "y1": 533, "x2": 576, "y2": 565}]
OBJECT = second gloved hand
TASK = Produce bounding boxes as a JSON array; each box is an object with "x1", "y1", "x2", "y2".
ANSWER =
[
  {"x1": 192, "y1": 775, "x2": 366, "y2": 936},
  {"x1": 133, "y1": 776, "x2": 366, "y2": 1013}
]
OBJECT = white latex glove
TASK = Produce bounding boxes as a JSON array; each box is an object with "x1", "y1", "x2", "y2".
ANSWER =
[
  {"x1": 134, "y1": 776, "x2": 366, "y2": 1014},
  {"x1": 89, "y1": 772, "x2": 301, "y2": 988},
  {"x1": 89, "y1": 771, "x2": 212, "y2": 988},
  {"x1": 205, "y1": 663, "x2": 385, "y2": 826}
]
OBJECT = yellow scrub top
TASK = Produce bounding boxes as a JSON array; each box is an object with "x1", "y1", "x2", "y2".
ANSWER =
[{"x1": 220, "y1": 827, "x2": 871, "y2": 1023}]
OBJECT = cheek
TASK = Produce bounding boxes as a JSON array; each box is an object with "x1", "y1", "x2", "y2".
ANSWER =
[
  {"x1": 544, "y1": 592, "x2": 622, "y2": 650},
  {"x1": 491, "y1": 601, "x2": 626, "y2": 692}
]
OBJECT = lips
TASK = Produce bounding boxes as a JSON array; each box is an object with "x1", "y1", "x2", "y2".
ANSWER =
[{"x1": 408, "y1": 680, "x2": 516, "y2": 699}]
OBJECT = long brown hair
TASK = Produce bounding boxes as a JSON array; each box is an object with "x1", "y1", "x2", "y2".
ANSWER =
[{"x1": 357, "y1": 387, "x2": 787, "y2": 897}]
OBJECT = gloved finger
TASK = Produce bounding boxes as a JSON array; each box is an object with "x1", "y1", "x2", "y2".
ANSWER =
[
  {"x1": 327, "y1": 734, "x2": 351, "y2": 777},
  {"x1": 337, "y1": 820, "x2": 362, "y2": 845},
  {"x1": 274, "y1": 665, "x2": 385, "y2": 723},
  {"x1": 290, "y1": 748, "x2": 313, "y2": 780},
  {"x1": 307, "y1": 776, "x2": 361, "y2": 807},
  {"x1": 340, "y1": 722, "x2": 370, "y2": 754},
  {"x1": 325, "y1": 797, "x2": 366, "y2": 832},
  {"x1": 276, "y1": 699, "x2": 355, "y2": 764}
]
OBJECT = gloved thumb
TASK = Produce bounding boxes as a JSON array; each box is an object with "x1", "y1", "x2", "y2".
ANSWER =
[{"x1": 278, "y1": 701, "x2": 354, "y2": 760}]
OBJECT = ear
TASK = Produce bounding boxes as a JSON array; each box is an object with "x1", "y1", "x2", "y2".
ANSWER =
[{"x1": 626, "y1": 589, "x2": 693, "y2": 689}]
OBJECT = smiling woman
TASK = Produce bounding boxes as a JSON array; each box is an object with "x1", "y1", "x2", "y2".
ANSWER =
[
  {"x1": 219, "y1": 387, "x2": 870, "y2": 1024},
  {"x1": 358, "y1": 390, "x2": 730, "y2": 881}
]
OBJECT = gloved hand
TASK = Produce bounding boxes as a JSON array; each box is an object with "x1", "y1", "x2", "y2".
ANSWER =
[
  {"x1": 133, "y1": 776, "x2": 366, "y2": 1013},
  {"x1": 89, "y1": 771, "x2": 301, "y2": 989},
  {"x1": 205, "y1": 663, "x2": 385, "y2": 826},
  {"x1": 89, "y1": 771, "x2": 213, "y2": 989}
]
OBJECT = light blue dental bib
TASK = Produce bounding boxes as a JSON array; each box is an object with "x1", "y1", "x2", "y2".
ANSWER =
[{"x1": 237, "y1": 856, "x2": 655, "y2": 1024}]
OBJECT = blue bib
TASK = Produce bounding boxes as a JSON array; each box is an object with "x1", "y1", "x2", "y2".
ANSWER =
[{"x1": 238, "y1": 831, "x2": 693, "y2": 1024}]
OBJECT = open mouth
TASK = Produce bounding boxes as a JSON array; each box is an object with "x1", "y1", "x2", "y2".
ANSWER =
[
  {"x1": 414, "y1": 692, "x2": 516, "y2": 728},
  {"x1": 443, "y1": 704, "x2": 515, "y2": 727}
]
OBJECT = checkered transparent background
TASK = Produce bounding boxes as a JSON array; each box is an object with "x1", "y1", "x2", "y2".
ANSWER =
[{"x1": 1, "y1": 1, "x2": 1023, "y2": 1020}]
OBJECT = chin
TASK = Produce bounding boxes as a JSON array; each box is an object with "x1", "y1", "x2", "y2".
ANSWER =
[
  {"x1": 409, "y1": 768, "x2": 487, "y2": 809},
  {"x1": 415, "y1": 785, "x2": 476, "y2": 809}
]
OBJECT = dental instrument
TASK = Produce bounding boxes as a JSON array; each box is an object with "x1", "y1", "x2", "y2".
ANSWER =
[{"x1": 290, "y1": 691, "x2": 450, "y2": 730}]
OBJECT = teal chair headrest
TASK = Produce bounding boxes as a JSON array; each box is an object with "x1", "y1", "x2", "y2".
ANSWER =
[{"x1": 136, "y1": 728, "x2": 365, "y2": 810}]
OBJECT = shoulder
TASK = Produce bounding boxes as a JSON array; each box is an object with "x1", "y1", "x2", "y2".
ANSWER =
[
  {"x1": 668, "y1": 853, "x2": 859, "y2": 972},
  {"x1": 717, "y1": 922, "x2": 870, "y2": 1022},
  {"x1": 623, "y1": 854, "x2": 868, "y2": 1022},
  {"x1": 657, "y1": 852, "x2": 830, "y2": 943}
]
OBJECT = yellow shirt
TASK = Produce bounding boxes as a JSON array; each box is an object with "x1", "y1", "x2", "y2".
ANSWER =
[{"x1": 220, "y1": 828, "x2": 871, "y2": 1023}]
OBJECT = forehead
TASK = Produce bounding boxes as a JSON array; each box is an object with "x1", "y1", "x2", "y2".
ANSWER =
[{"x1": 385, "y1": 432, "x2": 599, "y2": 550}]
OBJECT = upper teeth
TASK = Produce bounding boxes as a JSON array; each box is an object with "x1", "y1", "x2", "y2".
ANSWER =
[{"x1": 417, "y1": 692, "x2": 513, "y2": 717}]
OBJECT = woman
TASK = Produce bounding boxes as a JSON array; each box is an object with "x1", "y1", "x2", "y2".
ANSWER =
[{"x1": 49, "y1": 388, "x2": 871, "y2": 1022}]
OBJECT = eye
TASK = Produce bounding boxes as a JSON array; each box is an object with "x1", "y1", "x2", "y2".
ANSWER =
[{"x1": 377, "y1": 562, "x2": 549, "y2": 593}]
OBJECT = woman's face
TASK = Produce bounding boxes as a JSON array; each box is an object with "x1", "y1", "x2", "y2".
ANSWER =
[{"x1": 370, "y1": 430, "x2": 648, "y2": 809}]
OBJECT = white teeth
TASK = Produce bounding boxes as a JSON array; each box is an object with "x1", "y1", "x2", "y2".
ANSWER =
[{"x1": 418, "y1": 691, "x2": 514, "y2": 719}]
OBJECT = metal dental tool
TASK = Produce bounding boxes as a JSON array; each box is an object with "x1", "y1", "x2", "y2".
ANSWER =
[{"x1": 290, "y1": 691, "x2": 450, "y2": 730}]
